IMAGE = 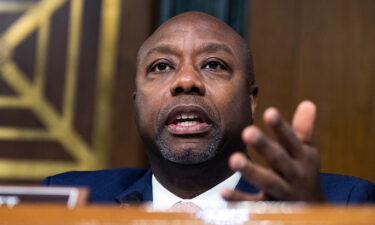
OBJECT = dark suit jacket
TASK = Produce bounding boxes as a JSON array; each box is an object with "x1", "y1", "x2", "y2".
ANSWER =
[{"x1": 42, "y1": 168, "x2": 375, "y2": 204}]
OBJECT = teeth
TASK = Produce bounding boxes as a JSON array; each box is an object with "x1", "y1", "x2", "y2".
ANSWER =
[
  {"x1": 177, "y1": 113, "x2": 198, "y2": 120},
  {"x1": 177, "y1": 121, "x2": 199, "y2": 126}
]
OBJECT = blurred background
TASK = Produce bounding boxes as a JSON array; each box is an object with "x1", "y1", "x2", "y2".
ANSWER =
[{"x1": 0, "y1": 0, "x2": 374, "y2": 184}]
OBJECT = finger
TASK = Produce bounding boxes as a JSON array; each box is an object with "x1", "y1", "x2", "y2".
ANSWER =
[
  {"x1": 263, "y1": 108, "x2": 303, "y2": 158},
  {"x1": 292, "y1": 100, "x2": 316, "y2": 144},
  {"x1": 221, "y1": 189, "x2": 265, "y2": 201},
  {"x1": 229, "y1": 152, "x2": 290, "y2": 200},
  {"x1": 242, "y1": 126, "x2": 297, "y2": 179}
]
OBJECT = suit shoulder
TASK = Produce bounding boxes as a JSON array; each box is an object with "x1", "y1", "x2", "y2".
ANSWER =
[
  {"x1": 320, "y1": 173, "x2": 375, "y2": 204},
  {"x1": 42, "y1": 168, "x2": 149, "y2": 202},
  {"x1": 43, "y1": 168, "x2": 147, "y2": 186}
]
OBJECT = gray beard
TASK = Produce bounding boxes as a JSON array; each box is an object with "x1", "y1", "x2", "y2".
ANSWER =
[{"x1": 155, "y1": 135, "x2": 222, "y2": 164}]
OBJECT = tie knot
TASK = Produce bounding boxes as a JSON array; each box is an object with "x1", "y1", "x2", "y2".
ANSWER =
[{"x1": 169, "y1": 201, "x2": 202, "y2": 213}]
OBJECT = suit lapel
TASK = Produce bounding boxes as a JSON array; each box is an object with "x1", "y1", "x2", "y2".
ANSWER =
[{"x1": 115, "y1": 169, "x2": 153, "y2": 203}]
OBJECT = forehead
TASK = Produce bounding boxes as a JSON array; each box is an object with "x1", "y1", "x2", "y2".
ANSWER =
[
  {"x1": 155, "y1": 22, "x2": 226, "y2": 42},
  {"x1": 139, "y1": 21, "x2": 241, "y2": 59}
]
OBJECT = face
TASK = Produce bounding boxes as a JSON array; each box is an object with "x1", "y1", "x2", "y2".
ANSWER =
[{"x1": 135, "y1": 16, "x2": 254, "y2": 165}]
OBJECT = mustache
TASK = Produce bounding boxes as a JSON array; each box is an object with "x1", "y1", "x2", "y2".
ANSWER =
[{"x1": 157, "y1": 96, "x2": 220, "y2": 127}]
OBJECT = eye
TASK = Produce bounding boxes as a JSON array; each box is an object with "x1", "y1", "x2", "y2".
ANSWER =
[
  {"x1": 149, "y1": 62, "x2": 174, "y2": 73},
  {"x1": 202, "y1": 60, "x2": 227, "y2": 71}
]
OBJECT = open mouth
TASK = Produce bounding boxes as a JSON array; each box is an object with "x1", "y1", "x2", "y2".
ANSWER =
[{"x1": 165, "y1": 106, "x2": 212, "y2": 135}]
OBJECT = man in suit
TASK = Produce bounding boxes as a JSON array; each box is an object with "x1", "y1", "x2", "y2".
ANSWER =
[{"x1": 43, "y1": 12, "x2": 375, "y2": 207}]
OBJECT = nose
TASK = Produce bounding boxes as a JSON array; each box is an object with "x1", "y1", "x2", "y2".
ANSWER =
[{"x1": 170, "y1": 66, "x2": 205, "y2": 96}]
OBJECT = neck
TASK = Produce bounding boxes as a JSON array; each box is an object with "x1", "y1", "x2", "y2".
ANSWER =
[{"x1": 149, "y1": 146, "x2": 245, "y2": 199}]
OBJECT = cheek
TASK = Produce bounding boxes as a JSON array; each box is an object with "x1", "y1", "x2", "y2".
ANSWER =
[
  {"x1": 135, "y1": 74, "x2": 173, "y2": 132},
  {"x1": 135, "y1": 89, "x2": 163, "y2": 135},
  {"x1": 213, "y1": 82, "x2": 252, "y2": 133}
]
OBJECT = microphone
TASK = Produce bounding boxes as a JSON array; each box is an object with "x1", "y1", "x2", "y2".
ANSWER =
[{"x1": 119, "y1": 191, "x2": 143, "y2": 204}]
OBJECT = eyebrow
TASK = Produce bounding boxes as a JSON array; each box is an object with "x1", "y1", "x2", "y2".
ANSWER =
[
  {"x1": 144, "y1": 45, "x2": 180, "y2": 58},
  {"x1": 143, "y1": 42, "x2": 234, "y2": 59},
  {"x1": 197, "y1": 42, "x2": 234, "y2": 56}
]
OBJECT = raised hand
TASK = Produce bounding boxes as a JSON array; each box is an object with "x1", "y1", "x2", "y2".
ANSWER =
[{"x1": 222, "y1": 101, "x2": 325, "y2": 201}]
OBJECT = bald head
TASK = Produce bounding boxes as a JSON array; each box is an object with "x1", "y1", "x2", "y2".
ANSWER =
[{"x1": 137, "y1": 12, "x2": 255, "y2": 88}]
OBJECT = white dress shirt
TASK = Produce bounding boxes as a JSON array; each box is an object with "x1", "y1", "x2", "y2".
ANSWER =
[{"x1": 152, "y1": 172, "x2": 241, "y2": 210}]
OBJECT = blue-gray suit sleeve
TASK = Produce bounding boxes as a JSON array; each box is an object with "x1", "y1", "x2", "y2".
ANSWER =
[
  {"x1": 42, "y1": 176, "x2": 51, "y2": 185},
  {"x1": 347, "y1": 179, "x2": 375, "y2": 203}
]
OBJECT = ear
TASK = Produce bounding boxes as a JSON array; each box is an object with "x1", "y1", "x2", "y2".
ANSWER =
[
  {"x1": 132, "y1": 91, "x2": 136, "y2": 100},
  {"x1": 249, "y1": 86, "x2": 258, "y2": 116},
  {"x1": 250, "y1": 94, "x2": 257, "y2": 117}
]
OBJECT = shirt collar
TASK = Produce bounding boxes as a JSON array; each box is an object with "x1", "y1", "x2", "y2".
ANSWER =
[{"x1": 152, "y1": 172, "x2": 241, "y2": 210}]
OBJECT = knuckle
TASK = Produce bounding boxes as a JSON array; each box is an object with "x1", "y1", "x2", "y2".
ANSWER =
[{"x1": 268, "y1": 151, "x2": 285, "y2": 168}]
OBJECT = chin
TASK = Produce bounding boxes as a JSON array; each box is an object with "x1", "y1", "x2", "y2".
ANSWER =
[{"x1": 156, "y1": 137, "x2": 222, "y2": 165}]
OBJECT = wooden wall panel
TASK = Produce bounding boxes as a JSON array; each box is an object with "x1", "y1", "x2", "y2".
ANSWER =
[
  {"x1": 250, "y1": 0, "x2": 375, "y2": 182},
  {"x1": 109, "y1": 0, "x2": 158, "y2": 168}
]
